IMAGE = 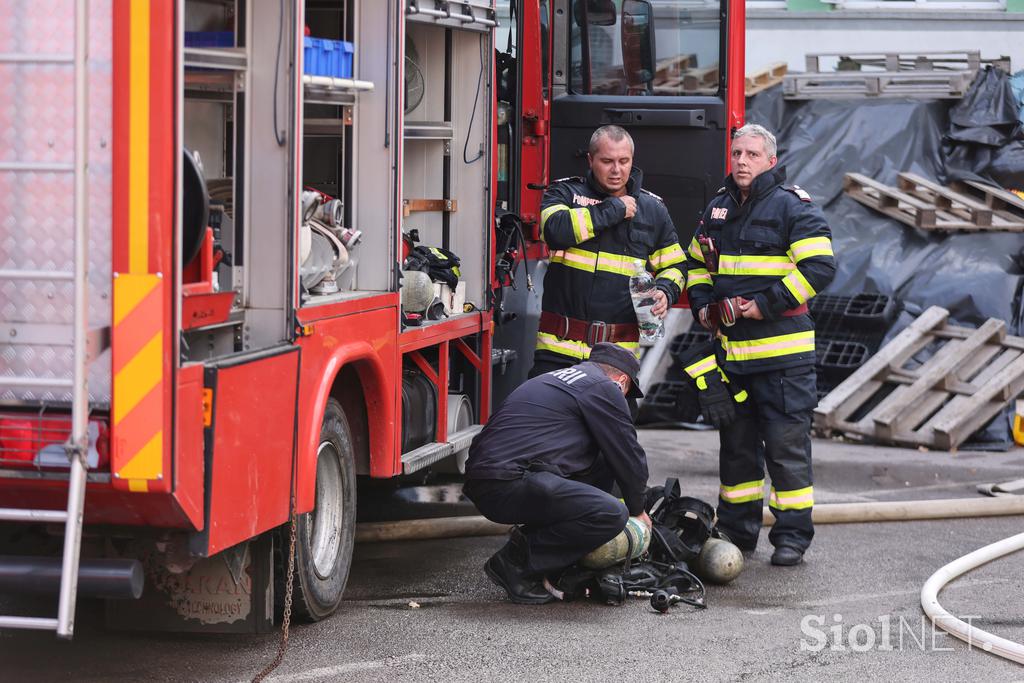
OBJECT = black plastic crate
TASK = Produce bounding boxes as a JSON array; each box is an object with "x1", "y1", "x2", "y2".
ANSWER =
[
  {"x1": 844, "y1": 293, "x2": 897, "y2": 330},
  {"x1": 669, "y1": 327, "x2": 713, "y2": 366},
  {"x1": 816, "y1": 339, "x2": 871, "y2": 384}
]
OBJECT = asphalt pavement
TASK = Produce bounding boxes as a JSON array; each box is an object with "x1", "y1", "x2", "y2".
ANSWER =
[{"x1": 2, "y1": 430, "x2": 1023, "y2": 682}]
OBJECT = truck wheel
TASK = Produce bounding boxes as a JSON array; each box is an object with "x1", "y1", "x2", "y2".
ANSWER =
[{"x1": 279, "y1": 398, "x2": 357, "y2": 622}]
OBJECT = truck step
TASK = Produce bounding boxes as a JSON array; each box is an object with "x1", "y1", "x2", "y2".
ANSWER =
[{"x1": 401, "y1": 425, "x2": 484, "y2": 474}]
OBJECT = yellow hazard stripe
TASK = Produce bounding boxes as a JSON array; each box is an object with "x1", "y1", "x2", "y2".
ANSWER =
[
  {"x1": 540, "y1": 204, "x2": 570, "y2": 233},
  {"x1": 656, "y1": 267, "x2": 684, "y2": 289},
  {"x1": 788, "y1": 236, "x2": 833, "y2": 262},
  {"x1": 129, "y1": 0, "x2": 150, "y2": 274},
  {"x1": 720, "y1": 479, "x2": 765, "y2": 504},
  {"x1": 536, "y1": 332, "x2": 639, "y2": 361},
  {"x1": 597, "y1": 252, "x2": 644, "y2": 276},
  {"x1": 688, "y1": 237, "x2": 705, "y2": 264},
  {"x1": 782, "y1": 269, "x2": 816, "y2": 305},
  {"x1": 769, "y1": 486, "x2": 814, "y2": 510},
  {"x1": 684, "y1": 354, "x2": 717, "y2": 378},
  {"x1": 718, "y1": 254, "x2": 794, "y2": 276},
  {"x1": 550, "y1": 247, "x2": 598, "y2": 273},
  {"x1": 686, "y1": 267, "x2": 712, "y2": 289},
  {"x1": 721, "y1": 330, "x2": 815, "y2": 362},
  {"x1": 649, "y1": 244, "x2": 685, "y2": 270},
  {"x1": 569, "y1": 207, "x2": 595, "y2": 243}
]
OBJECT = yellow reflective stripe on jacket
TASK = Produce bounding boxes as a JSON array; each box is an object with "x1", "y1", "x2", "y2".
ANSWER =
[
  {"x1": 720, "y1": 479, "x2": 765, "y2": 504},
  {"x1": 686, "y1": 267, "x2": 712, "y2": 289},
  {"x1": 569, "y1": 207, "x2": 595, "y2": 243},
  {"x1": 782, "y1": 268, "x2": 816, "y2": 305},
  {"x1": 687, "y1": 237, "x2": 705, "y2": 263},
  {"x1": 769, "y1": 486, "x2": 814, "y2": 510},
  {"x1": 684, "y1": 354, "x2": 717, "y2": 379},
  {"x1": 596, "y1": 252, "x2": 644, "y2": 276},
  {"x1": 649, "y1": 244, "x2": 685, "y2": 270},
  {"x1": 721, "y1": 330, "x2": 815, "y2": 362},
  {"x1": 536, "y1": 332, "x2": 640, "y2": 360},
  {"x1": 656, "y1": 267, "x2": 684, "y2": 289},
  {"x1": 718, "y1": 254, "x2": 795, "y2": 276},
  {"x1": 550, "y1": 247, "x2": 598, "y2": 273},
  {"x1": 540, "y1": 204, "x2": 570, "y2": 233},
  {"x1": 788, "y1": 236, "x2": 833, "y2": 263}
]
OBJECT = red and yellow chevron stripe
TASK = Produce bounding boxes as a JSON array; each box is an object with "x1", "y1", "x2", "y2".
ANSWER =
[
  {"x1": 110, "y1": 0, "x2": 173, "y2": 493},
  {"x1": 112, "y1": 274, "x2": 164, "y2": 492}
]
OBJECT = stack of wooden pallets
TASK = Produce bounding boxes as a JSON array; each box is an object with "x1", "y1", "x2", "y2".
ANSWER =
[
  {"x1": 745, "y1": 62, "x2": 787, "y2": 97},
  {"x1": 844, "y1": 172, "x2": 1024, "y2": 233},
  {"x1": 783, "y1": 50, "x2": 1009, "y2": 100},
  {"x1": 815, "y1": 307, "x2": 1024, "y2": 450}
]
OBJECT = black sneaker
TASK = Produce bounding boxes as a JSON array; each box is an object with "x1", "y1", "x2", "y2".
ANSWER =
[
  {"x1": 484, "y1": 547, "x2": 555, "y2": 605},
  {"x1": 771, "y1": 546, "x2": 804, "y2": 566}
]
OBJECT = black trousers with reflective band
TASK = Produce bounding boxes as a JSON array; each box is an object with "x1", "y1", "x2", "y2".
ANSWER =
[
  {"x1": 716, "y1": 365, "x2": 817, "y2": 552},
  {"x1": 463, "y1": 465, "x2": 628, "y2": 577}
]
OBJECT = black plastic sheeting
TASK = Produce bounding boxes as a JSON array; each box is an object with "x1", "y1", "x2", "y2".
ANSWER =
[{"x1": 746, "y1": 68, "x2": 1024, "y2": 448}]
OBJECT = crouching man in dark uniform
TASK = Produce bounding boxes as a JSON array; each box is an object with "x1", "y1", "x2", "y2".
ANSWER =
[{"x1": 463, "y1": 343, "x2": 653, "y2": 604}]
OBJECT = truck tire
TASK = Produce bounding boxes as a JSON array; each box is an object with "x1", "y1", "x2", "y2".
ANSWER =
[{"x1": 278, "y1": 398, "x2": 357, "y2": 622}]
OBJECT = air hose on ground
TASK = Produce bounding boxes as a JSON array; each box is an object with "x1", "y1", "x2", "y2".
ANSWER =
[
  {"x1": 354, "y1": 495, "x2": 1024, "y2": 543},
  {"x1": 920, "y1": 531, "x2": 1024, "y2": 666}
]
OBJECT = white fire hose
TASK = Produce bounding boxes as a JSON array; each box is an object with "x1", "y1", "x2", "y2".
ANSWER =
[
  {"x1": 355, "y1": 495, "x2": 1024, "y2": 542},
  {"x1": 920, "y1": 531, "x2": 1024, "y2": 665}
]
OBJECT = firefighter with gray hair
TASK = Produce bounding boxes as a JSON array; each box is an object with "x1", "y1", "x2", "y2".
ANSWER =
[{"x1": 681, "y1": 123, "x2": 836, "y2": 566}]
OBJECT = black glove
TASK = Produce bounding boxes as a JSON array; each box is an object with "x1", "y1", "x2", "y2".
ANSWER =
[{"x1": 695, "y1": 370, "x2": 736, "y2": 428}]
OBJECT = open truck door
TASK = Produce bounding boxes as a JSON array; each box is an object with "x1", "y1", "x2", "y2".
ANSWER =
[{"x1": 548, "y1": 0, "x2": 745, "y2": 243}]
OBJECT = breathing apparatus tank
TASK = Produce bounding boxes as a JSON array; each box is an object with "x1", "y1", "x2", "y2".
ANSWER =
[
  {"x1": 580, "y1": 516, "x2": 651, "y2": 570},
  {"x1": 694, "y1": 537, "x2": 743, "y2": 585}
]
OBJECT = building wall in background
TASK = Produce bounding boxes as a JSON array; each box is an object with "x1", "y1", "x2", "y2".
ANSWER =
[{"x1": 746, "y1": 6, "x2": 1024, "y2": 76}]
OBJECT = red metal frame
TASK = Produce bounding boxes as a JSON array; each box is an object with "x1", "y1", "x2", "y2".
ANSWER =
[{"x1": 725, "y1": 0, "x2": 747, "y2": 169}]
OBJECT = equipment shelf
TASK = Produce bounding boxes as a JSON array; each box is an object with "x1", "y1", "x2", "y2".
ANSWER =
[
  {"x1": 302, "y1": 74, "x2": 374, "y2": 106},
  {"x1": 404, "y1": 121, "x2": 455, "y2": 140},
  {"x1": 183, "y1": 46, "x2": 247, "y2": 71}
]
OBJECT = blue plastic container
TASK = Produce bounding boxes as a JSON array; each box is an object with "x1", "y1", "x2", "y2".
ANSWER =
[
  {"x1": 185, "y1": 31, "x2": 234, "y2": 48},
  {"x1": 303, "y1": 37, "x2": 354, "y2": 79}
]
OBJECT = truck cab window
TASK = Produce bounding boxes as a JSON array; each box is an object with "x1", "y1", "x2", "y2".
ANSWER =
[{"x1": 570, "y1": 0, "x2": 722, "y2": 96}]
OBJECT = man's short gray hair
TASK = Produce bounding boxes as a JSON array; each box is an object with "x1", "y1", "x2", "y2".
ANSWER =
[
  {"x1": 589, "y1": 125, "x2": 635, "y2": 156},
  {"x1": 733, "y1": 123, "x2": 777, "y2": 158}
]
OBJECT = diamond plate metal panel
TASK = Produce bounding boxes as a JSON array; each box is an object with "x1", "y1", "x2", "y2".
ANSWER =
[{"x1": 0, "y1": 0, "x2": 113, "y2": 406}]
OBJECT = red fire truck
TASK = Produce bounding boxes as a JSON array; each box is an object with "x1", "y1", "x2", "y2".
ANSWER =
[{"x1": 0, "y1": 0, "x2": 744, "y2": 637}]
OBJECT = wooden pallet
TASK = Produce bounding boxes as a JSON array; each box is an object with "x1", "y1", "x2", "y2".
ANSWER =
[
  {"x1": 746, "y1": 62, "x2": 787, "y2": 97},
  {"x1": 815, "y1": 307, "x2": 1024, "y2": 450},
  {"x1": 653, "y1": 64, "x2": 719, "y2": 95},
  {"x1": 655, "y1": 53, "x2": 697, "y2": 81},
  {"x1": 805, "y1": 50, "x2": 1009, "y2": 74},
  {"x1": 784, "y1": 69, "x2": 975, "y2": 100},
  {"x1": 843, "y1": 172, "x2": 1024, "y2": 232},
  {"x1": 949, "y1": 179, "x2": 1024, "y2": 225}
]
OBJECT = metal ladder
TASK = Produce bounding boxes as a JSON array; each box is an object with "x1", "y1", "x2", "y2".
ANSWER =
[{"x1": 0, "y1": 0, "x2": 91, "y2": 639}]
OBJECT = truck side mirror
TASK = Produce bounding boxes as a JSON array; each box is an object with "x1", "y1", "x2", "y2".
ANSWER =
[
  {"x1": 574, "y1": 0, "x2": 617, "y2": 27},
  {"x1": 621, "y1": 0, "x2": 656, "y2": 93}
]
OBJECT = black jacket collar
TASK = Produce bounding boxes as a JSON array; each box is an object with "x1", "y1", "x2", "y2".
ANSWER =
[{"x1": 725, "y1": 165, "x2": 787, "y2": 204}]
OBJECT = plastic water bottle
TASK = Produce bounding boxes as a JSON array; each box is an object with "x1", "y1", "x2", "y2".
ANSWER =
[{"x1": 629, "y1": 261, "x2": 664, "y2": 343}]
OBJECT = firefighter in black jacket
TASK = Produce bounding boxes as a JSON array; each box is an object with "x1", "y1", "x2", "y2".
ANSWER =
[
  {"x1": 532, "y1": 125, "x2": 685, "y2": 376},
  {"x1": 683, "y1": 124, "x2": 835, "y2": 566},
  {"x1": 463, "y1": 343, "x2": 652, "y2": 604}
]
